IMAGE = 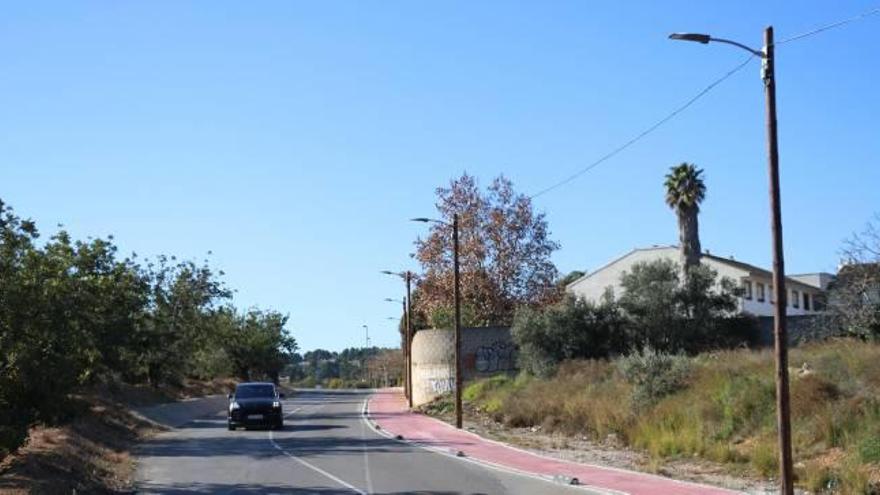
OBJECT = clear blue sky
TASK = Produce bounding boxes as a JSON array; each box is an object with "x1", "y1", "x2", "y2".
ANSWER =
[{"x1": 2, "y1": 2, "x2": 878, "y2": 351}]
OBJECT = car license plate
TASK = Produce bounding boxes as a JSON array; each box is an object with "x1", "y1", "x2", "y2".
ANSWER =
[{"x1": 246, "y1": 414, "x2": 262, "y2": 420}]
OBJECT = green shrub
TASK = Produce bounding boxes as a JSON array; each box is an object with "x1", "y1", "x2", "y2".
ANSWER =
[
  {"x1": 463, "y1": 374, "x2": 512, "y2": 402},
  {"x1": 617, "y1": 347, "x2": 691, "y2": 409},
  {"x1": 858, "y1": 435, "x2": 880, "y2": 463},
  {"x1": 512, "y1": 296, "x2": 627, "y2": 377},
  {"x1": 713, "y1": 374, "x2": 775, "y2": 440}
]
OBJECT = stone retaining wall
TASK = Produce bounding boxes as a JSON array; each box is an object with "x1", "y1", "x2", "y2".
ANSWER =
[{"x1": 411, "y1": 326, "x2": 516, "y2": 406}]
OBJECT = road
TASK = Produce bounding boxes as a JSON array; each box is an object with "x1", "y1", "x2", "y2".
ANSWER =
[{"x1": 136, "y1": 389, "x2": 597, "y2": 494}]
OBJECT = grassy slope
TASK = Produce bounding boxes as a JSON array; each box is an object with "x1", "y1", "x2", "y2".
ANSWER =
[
  {"x1": 458, "y1": 340, "x2": 880, "y2": 494},
  {"x1": 0, "y1": 378, "x2": 237, "y2": 494}
]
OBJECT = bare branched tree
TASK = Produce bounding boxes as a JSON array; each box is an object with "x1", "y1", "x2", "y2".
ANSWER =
[{"x1": 827, "y1": 214, "x2": 880, "y2": 338}]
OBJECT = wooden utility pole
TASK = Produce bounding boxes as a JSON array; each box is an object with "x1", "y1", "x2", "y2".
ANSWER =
[
  {"x1": 405, "y1": 272, "x2": 413, "y2": 408},
  {"x1": 764, "y1": 25, "x2": 794, "y2": 495},
  {"x1": 453, "y1": 213, "x2": 462, "y2": 429},
  {"x1": 668, "y1": 26, "x2": 794, "y2": 492},
  {"x1": 402, "y1": 297, "x2": 408, "y2": 395}
]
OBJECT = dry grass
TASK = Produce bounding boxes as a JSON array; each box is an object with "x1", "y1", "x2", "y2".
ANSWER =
[
  {"x1": 0, "y1": 377, "x2": 237, "y2": 494},
  {"x1": 0, "y1": 395, "x2": 160, "y2": 494},
  {"x1": 459, "y1": 339, "x2": 880, "y2": 493}
]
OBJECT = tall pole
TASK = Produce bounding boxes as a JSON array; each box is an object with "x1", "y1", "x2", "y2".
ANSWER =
[
  {"x1": 402, "y1": 297, "x2": 408, "y2": 395},
  {"x1": 764, "y1": 25, "x2": 794, "y2": 495},
  {"x1": 453, "y1": 213, "x2": 462, "y2": 429},
  {"x1": 405, "y1": 272, "x2": 413, "y2": 408}
]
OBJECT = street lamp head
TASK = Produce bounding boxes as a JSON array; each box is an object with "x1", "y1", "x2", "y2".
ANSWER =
[
  {"x1": 668, "y1": 32, "x2": 711, "y2": 44},
  {"x1": 381, "y1": 270, "x2": 407, "y2": 281},
  {"x1": 410, "y1": 217, "x2": 432, "y2": 223}
]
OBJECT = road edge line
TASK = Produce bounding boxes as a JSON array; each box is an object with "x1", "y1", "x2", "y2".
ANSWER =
[{"x1": 360, "y1": 397, "x2": 620, "y2": 495}]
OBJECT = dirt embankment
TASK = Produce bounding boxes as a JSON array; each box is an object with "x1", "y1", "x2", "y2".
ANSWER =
[{"x1": 0, "y1": 378, "x2": 237, "y2": 494}]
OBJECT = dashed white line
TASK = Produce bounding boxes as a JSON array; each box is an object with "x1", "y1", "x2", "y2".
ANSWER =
[
  {"x1": 270, "y1": 431, "x2": 366, "y2": 495},
  {"x1": 359, "y1": 403, "x2": 374, "y2": 494},
  {"x1": 269, "y1": 397, "x2": 367, "y2": 495}
]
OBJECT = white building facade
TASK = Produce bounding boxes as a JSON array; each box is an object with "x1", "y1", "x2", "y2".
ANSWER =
[{"x1": 566, "y1": 246, "x2": 831, "y2": 317}]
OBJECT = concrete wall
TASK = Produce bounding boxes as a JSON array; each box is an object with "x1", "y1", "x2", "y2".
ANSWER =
[
  {"x1": 756, "y1": 315, "x2": 828, "y2": 346},
  {"x1": 411, "y1": 326, "x2": 516, "y2": 407}
]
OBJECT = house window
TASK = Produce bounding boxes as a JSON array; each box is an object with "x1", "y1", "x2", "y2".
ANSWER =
[
  {"x1": 792, "y1": 290, "x2": 799, "y2": 308},
  {"x1": 742, "y1": 280, "x2": 752, "y2": 300},
  {"x1": 803, "y1": 292, "x2": 811, "y2": 311},
  {"x1": 757, "y1": 283, "x2": 766, "y2": 302}
]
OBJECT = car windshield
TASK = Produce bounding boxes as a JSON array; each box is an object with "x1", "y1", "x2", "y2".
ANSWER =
[{"x1": 235, "y1": 384, "x2": 275, "y2": 399}]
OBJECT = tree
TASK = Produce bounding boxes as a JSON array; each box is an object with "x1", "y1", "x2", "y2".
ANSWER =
[
  {"x1": 664, "y1": 163, "x2": 706, "y2": 278},
  {"x1": 414, "y1": 173, "x2": 559, "y2": 327},
  {"x1": 222, "y1": 308, "x2": 297, "y2": 383},
  {"x1": 617, "y1": 259, "x2": 754, "y2": 353},
  {"x1": 826, "y1": 214, "x2": 880, "y2": 338},
  {"x1": 138, "y1": 256, "x2": 231, "y2": 386},
  {"x1": 366, "y1": 349, "x2": 403, "y2": 387},
  {"x1": 1, "y1": 198, "x2": 305, "y2": 457}
]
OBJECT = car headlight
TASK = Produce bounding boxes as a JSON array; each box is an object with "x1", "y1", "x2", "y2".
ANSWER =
[
  {"x1": 272, "y1": 401, "x2": 281, "y2": 408},
  {"x1": 230, "y1": 401, "x2": 241, "y2": 411}
]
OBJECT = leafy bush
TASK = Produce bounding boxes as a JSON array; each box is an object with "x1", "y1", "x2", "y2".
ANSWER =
[
  {"x1": 617, "y1": 347, "x2": 691, "y2": 409},
  {"x1": 512, "y1": 296, "x2": 627, "y2": 377}
]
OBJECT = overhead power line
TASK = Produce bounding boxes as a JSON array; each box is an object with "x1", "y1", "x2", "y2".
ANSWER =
[
  {"x1": 529, "y1": 54, "x2": 756, "y2": 199},
  {"x1": 775, "y1": 5, "x2": 880, "y2": 45},
  {"x1": 529, "y1": 5, "x2": 880, "y2": 200}
]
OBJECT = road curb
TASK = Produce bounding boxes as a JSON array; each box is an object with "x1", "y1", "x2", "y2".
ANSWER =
[{"x1": 361, "y1": 396, "x2": 620, "y2": 495}]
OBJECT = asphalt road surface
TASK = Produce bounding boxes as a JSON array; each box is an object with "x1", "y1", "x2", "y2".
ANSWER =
[{"x1": 136, "y1": 389, "x2": 597, "y2": 494}]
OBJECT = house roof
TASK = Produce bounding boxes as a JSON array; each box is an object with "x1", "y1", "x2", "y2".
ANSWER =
[
  {"x1": 567, "y1": 246, "x2": 829, "y2": 291},
  {"x1": 702, "y1": 252, "x2": 773, "y2": 278}
]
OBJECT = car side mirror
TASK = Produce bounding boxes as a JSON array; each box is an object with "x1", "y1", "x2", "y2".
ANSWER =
[{"x1": 279, "y1": 393, "x2": 286, "y2": 399}]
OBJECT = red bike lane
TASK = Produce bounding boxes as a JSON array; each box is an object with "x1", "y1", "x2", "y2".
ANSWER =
[{"x1": 367, "y1": 388, "x2": 742, "y2": 495}]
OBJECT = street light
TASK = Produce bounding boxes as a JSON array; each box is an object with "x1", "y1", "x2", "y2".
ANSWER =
[
  {"x1": 670, "y1": 27, "x2": 793, "y2": 494},
  {"x1": 381, "y1": 270, "x2": 414, "y2": 407},
  {"x1": 411, "y1": 214, "x2": 462, "y2": 429},
  {"x1": 668, "y1": 33, "x2": 765, "y2": 57}
]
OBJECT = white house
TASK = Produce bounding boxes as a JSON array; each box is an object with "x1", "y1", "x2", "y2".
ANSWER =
[{"x1": 566, "y1": 245, "x2": 832, "y2": 317}]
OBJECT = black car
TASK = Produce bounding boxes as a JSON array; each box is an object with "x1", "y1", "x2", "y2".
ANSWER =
[{"x1": 227, "y1": 382, "x2": 285, "y2": 430}]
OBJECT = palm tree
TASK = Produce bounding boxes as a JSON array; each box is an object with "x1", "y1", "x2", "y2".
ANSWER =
[{"x1": 664, "y1": 163, "x2": 706, "y2": 279}]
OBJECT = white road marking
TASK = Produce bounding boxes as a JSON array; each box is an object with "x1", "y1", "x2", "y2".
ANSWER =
[
  {"x1": 268, "y1": 396, "x2": 367, "y2": 495},
  {"x1": 359, "y1": 401, "x2": 374, "y2": 494},
  {"x1": 359, "y1": 397, "x2": 620, "y2": 495}
]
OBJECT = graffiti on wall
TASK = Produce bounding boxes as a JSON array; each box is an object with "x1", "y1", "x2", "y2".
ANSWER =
[
  {"x1": 475, "y1": 341, "x2": 516, "y2": 373},
  {"x1": 427, "y1": 377, "x2": 455, "y2": 394}
]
